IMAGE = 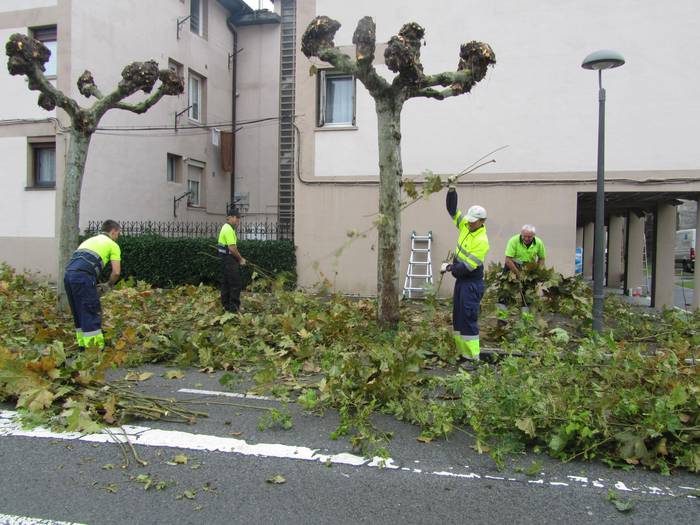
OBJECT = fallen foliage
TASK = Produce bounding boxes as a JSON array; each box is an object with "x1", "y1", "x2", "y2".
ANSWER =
[{"x1": 0, "y1": 264, "x2": 698, "y2": 473}]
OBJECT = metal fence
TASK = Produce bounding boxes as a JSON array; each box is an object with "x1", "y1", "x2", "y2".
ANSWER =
[{"x1": 85, "y1": 219, "x2": 293, "y2": 241}]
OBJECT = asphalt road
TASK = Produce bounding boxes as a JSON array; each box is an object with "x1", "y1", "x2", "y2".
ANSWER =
[
  {"x1": 675, "y1": 277, "x2": 694, "y2": 309},
  {"x1": 1, "y1": 365, "x2": 698, "y2": 525}
]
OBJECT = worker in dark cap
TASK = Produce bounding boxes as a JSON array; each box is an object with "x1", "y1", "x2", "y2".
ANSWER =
[{"x1": 217, "y1": 208, "x2": 246, "y2": 312}]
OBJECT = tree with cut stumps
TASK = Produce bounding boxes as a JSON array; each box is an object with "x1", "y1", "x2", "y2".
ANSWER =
[
  {"x1": 302, "y1": 16, "x2": 496, "y2": 326},
  {"x1": 6, "y1": 34, "x2": 184, "y2": 305}
]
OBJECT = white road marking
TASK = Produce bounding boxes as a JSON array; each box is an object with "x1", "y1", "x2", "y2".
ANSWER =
[
  {"x1": 567, "y1": 476, "x2": 589, "y2": 483},
  {"x1": 615, "y1": 481, "x2": 634, "y2": 492},
  {"x1": 0, "y1": 411, "x2": 697, "y2": 500},
  {"x1": 0, "y1": 514, "x2": 86, "y2": 525},
  {"x1": 177, "y1": 388, "x2": 273, "y2": 401},
  {"x1": 0, "y1": 410, "x2": 393, "y2": 469}
]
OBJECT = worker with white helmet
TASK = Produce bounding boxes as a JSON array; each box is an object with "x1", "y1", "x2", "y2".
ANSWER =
[{"x1": 441, "y1": 186, "x2": 490, "y2": 364}]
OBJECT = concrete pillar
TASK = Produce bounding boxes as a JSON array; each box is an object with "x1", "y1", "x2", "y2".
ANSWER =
[
  {"x1": 583, "y1": 222, "x2": 594, "y2": 279},
  {"x1": 652, "y1": 203, "x2": 677, "y2": 308},
  {"x1": 607, "y1": 215, "x2": 625, "y2": 289},
  {"x1": 625, "y1": 212, "x2": 645, "y2": 294},
  {"x1": 694, "y1": 197, "x2": 700, "y2": 310}
]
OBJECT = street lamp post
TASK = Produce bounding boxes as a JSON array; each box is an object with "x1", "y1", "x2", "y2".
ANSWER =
[{"x1": 581, "y1": 50, "x2": 625, "y2": 333}]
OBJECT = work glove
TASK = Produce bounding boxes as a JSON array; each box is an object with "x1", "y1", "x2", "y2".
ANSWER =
[
  {"x1": 97, "y1": 283, "x2": 112, "y2": 296},
  {"x1": 440, "y1": 263, "x2": 452, "y2": 274},
  {"x1": 446, "y1": 176, "x2": 457, "y2": 191}
]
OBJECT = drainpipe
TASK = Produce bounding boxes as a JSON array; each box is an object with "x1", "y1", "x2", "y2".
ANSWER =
[{"x1": 226, "y1": 17, "x2": 238, "y2": 210}]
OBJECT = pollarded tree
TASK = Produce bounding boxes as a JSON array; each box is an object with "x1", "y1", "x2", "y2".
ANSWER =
[
  {"x1": 302, "y1": 16, "x2": 496, "y2": 327},
  {"x1": 6, "y1": 34, "x2": 184, "y2": 304}
]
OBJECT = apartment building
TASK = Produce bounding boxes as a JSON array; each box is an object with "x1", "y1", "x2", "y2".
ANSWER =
[
  {"x1": 290, "y1": 0, "x2": 700, "y2": 306},
  {"x1": 0, "y1": 0, "x2": 281, "y2": 276}
]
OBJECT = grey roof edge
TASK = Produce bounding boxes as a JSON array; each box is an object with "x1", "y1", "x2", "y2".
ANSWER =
[{"x1": 235, "y1": 10, "x2": 281, "y2": 26}]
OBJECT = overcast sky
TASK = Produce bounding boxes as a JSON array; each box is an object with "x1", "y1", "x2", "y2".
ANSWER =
[{"x1": 241, "y1": 0, "x2": 269, "y2": 9}]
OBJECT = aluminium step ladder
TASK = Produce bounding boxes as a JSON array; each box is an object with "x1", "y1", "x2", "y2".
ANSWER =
[{"x1": 403, "y1": 231, "x2": 434, "y2": 299}]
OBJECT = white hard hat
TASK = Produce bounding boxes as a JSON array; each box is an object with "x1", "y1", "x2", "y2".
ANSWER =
[{"x1": 466, "y1": 205, "x2": 487, "y2": 223}]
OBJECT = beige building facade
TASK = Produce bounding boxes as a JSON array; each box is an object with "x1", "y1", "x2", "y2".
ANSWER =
[
  {"x1": 0, "y1": 0, "x2": 281, "y2": 276},
  {"x1": 291, "y1": 0, "x2": 700, "y2": 306}
]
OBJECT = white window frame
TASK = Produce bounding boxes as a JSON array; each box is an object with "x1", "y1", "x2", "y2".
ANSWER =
[
  {"x1": 168, "y1": 59, "x2": 183, "y2": 81},
  {"x1": 166, "y1": 153, "x2": 181, "y2": 183},
  {"x1": 188, "y1": 72, "x2": 203, "y2": 122},
  {"x1": 27, "y1": 138, "x2": 56, "y2": 189},
  {"x1": 31, "y1": 26, "x2": 57, "y2": 78},
  {"x1": 187, "y1": 161, "x2": 205, "y2": 207},
  {"x1": 190, "y1": 0, "x2": 204, "y2": 37},
  {"x1": 318, "y1": 70, "x2": 356, "y2": 128}
]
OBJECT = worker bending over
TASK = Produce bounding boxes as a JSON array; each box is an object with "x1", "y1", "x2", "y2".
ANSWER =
[
  {"x1": 504, "y1": 224, "x2": 546, "y2": 276},
  {"x1": 64, "y1": 220, "x2": 121, "y2": 350}
]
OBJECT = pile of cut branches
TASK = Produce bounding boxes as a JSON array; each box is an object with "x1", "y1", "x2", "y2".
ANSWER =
[
  {"x1": 1, "y1": 264, "x2": 698, "y2": 472},
  {"x1": 0, "y1": 344, "x2": 205, "y2": 432}
]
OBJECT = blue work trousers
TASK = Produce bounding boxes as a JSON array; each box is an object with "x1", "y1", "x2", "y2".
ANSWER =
[
  {"x1": 453, "y1": 277, "x2": 485, "y2": 358},
  {"x1": 64, "y1": 257, "x2": 103, "y2": 348}
]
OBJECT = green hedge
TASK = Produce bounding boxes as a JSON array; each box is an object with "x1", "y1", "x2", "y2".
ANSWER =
[{"x1": 90, "y1": 235, "x2": 295, "y2": 288}]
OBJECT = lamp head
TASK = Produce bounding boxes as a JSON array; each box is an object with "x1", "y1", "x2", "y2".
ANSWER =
[{"x1": 581, "y1": 49, "x2": 625, "y2": 70}]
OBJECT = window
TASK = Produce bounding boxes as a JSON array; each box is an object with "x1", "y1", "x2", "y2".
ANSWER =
[
  {"x1": 166, "y1": 153, "x2": 182, "y2": 182},
  {"x1": 31, "y1": 26, "x2": 57, "y2": 77},
  {"x1": 188, "y1": 72, "x2": 204, "y2": 122},
  {"x1": 318, "y1": 71, "x2": 355, "y2": 127},
  {"x1": 168, "y1": 59, "x2": 183, "y2": 81},
  {"x1": 187, "y1": 162, "x2": 204, "y2": 206},
  {"x1": 28, "y1": 140, "x2": 56, "y2": 188},
  {"x1": 190, "y1": 0, "x2": 205, "y2": 37}
]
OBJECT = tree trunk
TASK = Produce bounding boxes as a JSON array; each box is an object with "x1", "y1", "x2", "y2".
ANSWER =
[
  {"x1": 375, "y1": 98, "x2": 403, "y2": 327},
  {"x1": 57, "y1": 130, "x2": 92, "y2": 307}
]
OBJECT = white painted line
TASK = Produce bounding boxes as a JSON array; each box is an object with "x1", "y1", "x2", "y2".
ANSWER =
[
  {"x1": 567, "y1": 476, "x2": 589, "y2": 483},
  {"x1": 0, "y1": 410, "x2": 394, "y2": 469},
  {"x1": 0, "y1": 411, "x2": 697, "y2": 500},
  {"x1": 177, "y1": 388, "x2": 273, "y2": 401},
  {"x1": 0, "y1": 514, "x2": 86, "y2": 525}
]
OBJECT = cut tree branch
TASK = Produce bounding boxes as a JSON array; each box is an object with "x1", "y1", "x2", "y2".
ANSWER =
[
  {"x1": 93, "y1": 66, "x2": 183, "y2": 120},
  {"x1": 6, "y1": 34, "x2": 80, "y2": 119},
  {"x1": 411, "y1": 86, "x2": 463, "y2": 100},
  {"x1": 77, "y1": 71, "x2": 103, "y2": 99},
  {"x1": 410, "y1": 41, "x2": 495, "y2": 100},
  {"x1": 352, "y1": 16, "x2": 390, "y2": 96},
  {"x1": 112, "y1": 82, "x2": 177, "y2": 114},
  {"x1": 302, "y1": 15, "x2": 390, "y2": 97}
]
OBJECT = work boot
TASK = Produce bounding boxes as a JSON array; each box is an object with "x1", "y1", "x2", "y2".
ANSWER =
[{"x1": 457, "y1": 355, "x2": 481, "y2": 371}]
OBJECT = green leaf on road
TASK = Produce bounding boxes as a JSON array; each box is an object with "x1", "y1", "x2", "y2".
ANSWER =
[
  {"x1": 515, "y1": 417, "x2": 536, "y2": 438},
  {"x1": 163, "y1": 370, "x2": 185, "y2": 379},
  {"x1": 607, "y1": 489, "x2": 635, "y2": 513},
  {"x1": 266, "y1": 474, "x2": 286, "y2": 485}
]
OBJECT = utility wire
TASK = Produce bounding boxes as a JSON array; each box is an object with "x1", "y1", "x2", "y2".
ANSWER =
[{"x1": 95, "y1": 115, "x2": 282, "y2": 131}]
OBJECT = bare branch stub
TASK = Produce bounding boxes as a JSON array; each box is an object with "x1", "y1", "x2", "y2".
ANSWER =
[
  {"x1": 453, "y1": 41, "x2": 496, "y2": 93},
  {"x1": 118, "y1": 60, "x2": 160, "y2": 97},
  {"x1": 158, "y1": 68, "x2": 185, "y2": 96},
  {"x1": 5, "y1": 33, "x2": 50, "y2": 76},
  {"x1": 77, "y1": 71, "x2": 103, "y2": 99},
  {"x1": 112, "y1": 69, "x2": 184, "y2": 114},
  {"x1": 6, "y1": 33, "x2": 80, "y2": 118},
  {"x1": 352, "y1": 16, "x2": 376, "y2": 64},
  {"x1": 410, "y1": 40, "x2": 496, "y2": 100},
  {"x1": 301, "y1": 15, "x2": 341, "y2": 58},
  {"x1": 6, "y1": 34, "x2": 54, "y2": 110},
  {"x1": 385, "y1": 22, "x2": 425, "y2": 86}
]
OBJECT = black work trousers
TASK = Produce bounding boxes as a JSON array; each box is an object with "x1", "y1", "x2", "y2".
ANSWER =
[{"x1": 221, "y1": 256, "x2": 242, "y2": 312}]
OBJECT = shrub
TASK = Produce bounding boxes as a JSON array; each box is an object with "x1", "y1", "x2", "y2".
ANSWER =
[{"x1": 91, "y1": 235, "x2": 295, "y2": 288}]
